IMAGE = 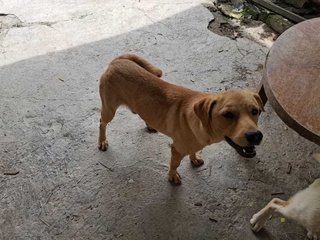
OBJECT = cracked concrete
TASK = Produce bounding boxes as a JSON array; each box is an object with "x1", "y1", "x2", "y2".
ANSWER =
[
  {"x1": 0, "y1": 0, "x2": 319, "y2": 240},
  {"x1": 0, "y1": 13, "x2": 60, "y2": 47}
]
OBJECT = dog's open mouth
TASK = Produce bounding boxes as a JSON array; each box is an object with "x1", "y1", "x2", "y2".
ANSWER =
[{"x1": 225, "y1": 137, "x2": 256, "y2": 158}]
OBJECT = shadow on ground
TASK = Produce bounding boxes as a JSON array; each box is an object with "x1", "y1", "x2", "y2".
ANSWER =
[{"x1": 0, "y1": 5, "x2": 318, "y2": 240}]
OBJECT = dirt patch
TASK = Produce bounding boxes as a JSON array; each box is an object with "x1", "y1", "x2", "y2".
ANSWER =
[
  {"x1": 204, "y1": 0, "x2": 319, "y2": 46},
  {"x1": 205, "y1": 7, "x2": 276, "y2": 47}
]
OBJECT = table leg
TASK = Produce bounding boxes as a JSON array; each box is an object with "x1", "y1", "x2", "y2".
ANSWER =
[{"x1": 258, "y1": 83, "x2": 268, "y2": 106}]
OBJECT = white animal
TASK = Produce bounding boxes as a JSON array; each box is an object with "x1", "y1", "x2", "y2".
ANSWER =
[{"x1": 250, "y1": 154, "x2": 320, "y2": 239}]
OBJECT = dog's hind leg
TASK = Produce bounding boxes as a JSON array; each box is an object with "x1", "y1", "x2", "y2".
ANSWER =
[
  {"x1": 98, "y1": 85, "x2": 120, "y2": 151},
  {"x1": 250, "y1": 198, "x2": 288, "y2": 232},
  {"x1": 189, "y1": 152, "x2": 204, "y2": 167},
  {"x1": 98, "y1": 106, "x2": 116, "y2": 151}
]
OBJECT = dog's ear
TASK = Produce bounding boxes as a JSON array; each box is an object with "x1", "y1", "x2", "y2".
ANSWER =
[
  {"x1": 253, "y1": 93, "x2": 265, "y2": 112},
  {"x1": 194, "y1": 97, "x2": 217, "y2": 130}
]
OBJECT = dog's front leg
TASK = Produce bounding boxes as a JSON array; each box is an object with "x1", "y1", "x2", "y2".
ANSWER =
[
  {"x1": 189, "y1": 152, "x2": 204, "y2": 167},
  {"x1": 99, "y1": 118, "x2": 108, "y2": 151},
  {"x1": 250, "y1": 198, "x2": 288, "y2": 232},
  {"x1": 168, "y1": 145, "x2": 184, "y2": 185}
]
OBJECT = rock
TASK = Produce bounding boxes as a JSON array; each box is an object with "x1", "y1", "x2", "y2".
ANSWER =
[
  {"x1": 219, "y1": 4, "x2": 244, "y2": 19},
  {"x1": 266, "y1": 14, "x2": 294, "y2": 33},
  {"x1": 128, "y1": 179, "x2": 134, "y2": 183},
  {"x1": 284, "y1": 0, "x2": 307, "y2": 8},
  {"x1": 219, "y1": 3, "x2": 262, "y2": 20},
  {"x1": 202, "y1": 1, "x2": 218, "y2": 12},
  {"x1": 0, "y1": 14, "x2": 24, "y2": 29},
  {"x1": 258, "y1": 8, "x2": 271, "y2": 22},
  {"x1": 243, "y1": 4, "x2": 261, "y2": 20},
  {"x1": 231, "y1": 0, "x2": 245, "y2": 9}
]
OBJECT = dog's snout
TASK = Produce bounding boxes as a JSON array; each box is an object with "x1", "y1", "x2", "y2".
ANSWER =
[{"x1": 245, "y1": 131, "x2": 263, "y2": 145}]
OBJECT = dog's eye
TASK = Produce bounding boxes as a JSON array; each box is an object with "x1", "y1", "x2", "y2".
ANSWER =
[
  {"x1": 252, "y1": 109, "x2": 259, "y2": 116},
  {"x1": 223, "y1": 112, "x2": 234, "y2": 120}
]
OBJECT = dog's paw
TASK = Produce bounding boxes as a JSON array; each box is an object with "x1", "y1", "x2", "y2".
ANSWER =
[
  {"x1": 98, "y1": 141, "x2": 108, "y2": 151},
  {"x1": 191, "y1": 158, "x2": 204, "y2": 167},
  {"x1": 190, "y1": 154, "x2": 204, "y2": 167},
  {"x1": 307, "y1": 231, "x2": 319, "y2": 240},
  {"x1": 250, "y1": 214, "x2": 264, "y2": 232},
  {"x1": 168, "y1": 172, "x2": 181, "y2": 185},
  {"x1": 146, "y1": 126, "x2": 157, "y2": 133}
]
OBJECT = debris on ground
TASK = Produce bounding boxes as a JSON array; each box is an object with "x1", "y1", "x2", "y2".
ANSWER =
[
  {"x1": 3, "y1": 170, "x2": 20, "y2": 175},
  {"x1": 271, "y1": 191, "x2": 285, "y2": 195},
  {"x1": 128, "y1": 179, "x2": 134, "y2": 183},
  {"x1": 286, "y1": 162, "x2": 292, "y2": 174},
  {"x1": 209, "y1": 216, "x2": 218, "y2": 222},
  {"x1": 194, "y1": 202, "x2": 203, "y2": 206},
  {"x1": 98, "y1": 161, "x2": 114, "y2": 172},
  {"x1": 205, "y1": 0, "x2": 320, "y2": 44}
]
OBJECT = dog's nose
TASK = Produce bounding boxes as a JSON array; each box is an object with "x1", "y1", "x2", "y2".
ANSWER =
[{"x1": 245, "y1": 131, "x2": 263, "y2": 145}]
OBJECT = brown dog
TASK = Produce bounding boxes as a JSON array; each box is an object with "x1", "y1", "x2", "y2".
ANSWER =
[{"x1": 98, "y1": 54, "x2": 264, "y2": 184}]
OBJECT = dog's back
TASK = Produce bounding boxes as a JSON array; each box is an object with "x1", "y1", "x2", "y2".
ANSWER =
[{"x1": 111, "y1": 54, "x2": 163, "y2": 77}]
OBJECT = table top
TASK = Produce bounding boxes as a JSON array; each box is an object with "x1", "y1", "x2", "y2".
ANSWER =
[{"x1": 263, "y1": 17, "x2": 320, "y2": 144}]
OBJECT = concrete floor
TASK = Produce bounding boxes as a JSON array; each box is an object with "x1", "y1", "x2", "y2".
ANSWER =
[{"x1": 0, "y1": 1, "x2": 319, "y2": 239}]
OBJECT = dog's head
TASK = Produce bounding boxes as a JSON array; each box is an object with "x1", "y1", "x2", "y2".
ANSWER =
[{"x1": 194, "y1": 91, "x2": 264, "y2": 158}]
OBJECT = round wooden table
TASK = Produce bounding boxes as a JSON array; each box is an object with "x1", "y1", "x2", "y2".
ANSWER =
[{"x1": 258, "y1": 18, "x2": 320, "y2": 145}]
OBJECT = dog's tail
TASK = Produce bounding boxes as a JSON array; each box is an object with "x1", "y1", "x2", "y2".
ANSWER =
[{"x1": 114, "y1": 54, "x2": 162, "y2": 77}]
